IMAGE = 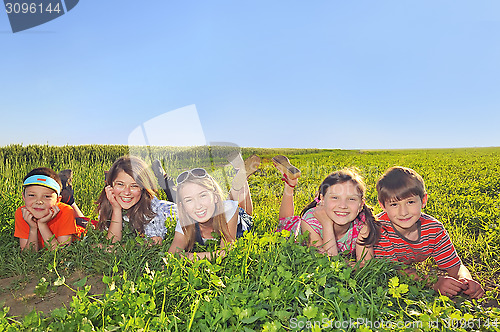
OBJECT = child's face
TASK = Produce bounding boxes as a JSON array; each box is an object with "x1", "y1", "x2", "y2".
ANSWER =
[
  {"x1": 111, "y1": 171, "x2": 142, "y2": 210},
  {"x1": 321, "y1": 182, "x2": 364, "y2": 227},
  {"x1": 380, "y1": 194, "x2": 428, "y2": 233},
  {"x1": 179, "y1": 182, "x2": 216, "y2": 224},
  {"x1": 22, "y1": 185, "x2": 60, "y2": 220}
]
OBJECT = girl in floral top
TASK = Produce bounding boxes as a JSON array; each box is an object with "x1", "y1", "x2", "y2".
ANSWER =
[
  {"x1": 273, "y1": 156, "x2": 379, "y2": 264},
  {"x1": 96, "y1": 156, "x2": 176, "y2": 244}
]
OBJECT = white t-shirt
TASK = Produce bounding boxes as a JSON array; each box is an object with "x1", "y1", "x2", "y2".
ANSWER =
[{"x1": 174, "y1": 200, "x2": 238, "y2": 235}]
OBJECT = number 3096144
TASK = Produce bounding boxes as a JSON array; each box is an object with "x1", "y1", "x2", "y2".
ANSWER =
[{"x1": 5, "y1": 2, "x2": 61, "y2": 14}]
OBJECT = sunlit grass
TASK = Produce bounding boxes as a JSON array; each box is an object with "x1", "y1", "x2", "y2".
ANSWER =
[{"x1": 0, "y1": 145, "x2": 499, "y2": 330}]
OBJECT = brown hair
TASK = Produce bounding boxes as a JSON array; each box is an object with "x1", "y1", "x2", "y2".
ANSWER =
[
  {"x1": 376, "y1": 166, "x2": 426, "y2": 207},
  {"x1": 301, "y1": 168, "x2": 379, "y2": 247},
  {"x1": 177, "y1": 173, "x2": 233, "y2": 251},
  {"x1": 96, "y1": 156, "x2": 157, "y2": 234}
]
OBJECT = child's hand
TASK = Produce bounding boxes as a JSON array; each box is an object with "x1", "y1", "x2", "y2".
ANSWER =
[
  {"x1": 21, "y1": 207, "x2": 38, "y2": 228},
  {"x1": 313, "y1": 205, "x2": 330, "y2": 225},
  {"x1": 105, "y1": 185, "x2": 121, "y2": 210},
  {"x1": 149, "y1": 236, "x2": 163, "y2": 245},
  {"x1": 37, "y1": 205, "x2": 60, "y2": 224},
  {"x1": 313, "y1": 206, "x2": 339, "y2": 257},
  {"x1": 459, "y1": 278, "x2": 485, "y2": 299},
  {"x1": 433, "y1": 276, "x2": 468, "y2": 297}
]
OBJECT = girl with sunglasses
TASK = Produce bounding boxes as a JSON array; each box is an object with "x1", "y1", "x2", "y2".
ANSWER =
[
  {"x1": 168, "y1": 165, "x2": 255, "y2": 259},
  {"x1": 96, "y1": 156, "x2": 176, "y2": 244}
]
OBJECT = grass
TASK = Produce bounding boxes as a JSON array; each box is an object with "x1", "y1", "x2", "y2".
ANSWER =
[{"x1": 0, "y1": 144, "x2": 499, "y2": 331}]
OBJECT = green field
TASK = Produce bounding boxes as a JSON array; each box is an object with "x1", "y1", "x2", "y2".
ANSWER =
[{"x1": 0, "y1": 145, "x2": 499, "y2": 331}]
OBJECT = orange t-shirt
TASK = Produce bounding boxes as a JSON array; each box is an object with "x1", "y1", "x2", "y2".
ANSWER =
[{"x1": 14, "y1": 202, "x2": 77, "y2": 248}]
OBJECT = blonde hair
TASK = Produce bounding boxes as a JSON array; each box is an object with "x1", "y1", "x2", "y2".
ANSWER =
[{"x1": 177, "y1": 173, "x2": 234, "y2": 251}]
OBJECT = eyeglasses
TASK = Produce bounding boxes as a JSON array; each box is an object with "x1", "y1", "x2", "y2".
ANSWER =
[
  {"x1": 176, "y1": 168, "x2": 208, "y2": 185},
  {"x1": 112, "y1": 181, "x2": 142, "y2": 193}
]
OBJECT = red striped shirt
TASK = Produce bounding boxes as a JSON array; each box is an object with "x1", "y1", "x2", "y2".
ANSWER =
[{"x1": 374, "y1": 212, "x2": 461, "y2": 270}]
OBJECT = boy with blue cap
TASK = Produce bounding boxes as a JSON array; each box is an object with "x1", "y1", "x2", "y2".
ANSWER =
[{"x1": 14, "y1": 167, "x2": 77, "y2": 251}]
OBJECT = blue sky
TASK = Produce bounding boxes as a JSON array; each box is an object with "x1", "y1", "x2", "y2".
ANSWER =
[{"x1": 1, "y1": 1, "x2": 499, "y2": 149}]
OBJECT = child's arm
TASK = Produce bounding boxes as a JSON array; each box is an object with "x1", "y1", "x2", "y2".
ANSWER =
[
  {"x1": 19, "y1": 207, "x2": 39, "y2": 251},
  {"x1": 183, "y1": 210, "x2": 239, "y2": 260},
  {"x1": 71, "y1": 202, "x2": 85, "y2": 218},
  {"x1": 36, "y1": 205, "x2": 72, "y2": 250},
  {"x1": 104, "y1": 185, "x2": 124, "y2": 243},
  {"x1": 168, "y1": 231, "x2": 226, "y2": 260},
  {"x1": 432, "y1": 264, "x2": 484, "y2": 299},
  {"x1": 313, "y1": 207, "x2": 338, "y2": 256},
  {"x1": 355, "y1": 225, "x2": 374, "y2": 265},
  {"x1": 458, "y1": 265, "x2": 485, "y2": 299},
  {"x1": 168, "y1": 231, "x2": 188, "y2": 254},
  {"x1": 401, "y1": 266, "x2": 465, "y2": 298},
  {"x1": 300, "y1": 219, "x2": 325, "y2": 251},
  {"x1": 149, "y1": 236, "x2": 163, "y2": 245},
  {"x1": 220, "y1": 209, "x2": 238, "y2": 248},
  {"x1": 447, "y1": 264, "x2": 485, "y2": 299}
]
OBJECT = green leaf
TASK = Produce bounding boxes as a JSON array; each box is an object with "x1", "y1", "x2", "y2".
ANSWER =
[
  {"x1": 303, "y1": 305, "x2": 318, "y2": 319},
  {"x1": 102, "y1": 275, "x2": 112, "y2": 284},
  {"x1": 54, "y1": 276, "x2": 65, "y2": 286},
  {"x1": 305, "y1": 286, "x2": 313, "y2": 299},
  {"x1": 388, "y1": 276, "x2": 399, "y2": 288},
  {"x1": 73, "y1": 276, "x2": 88, "y2": 288},
  {"x1": 210, "y1": 274, "x2": 226, "y2": 287},
  {"x1": 50, "y1": 307, "x2": 67, "y2": 319},
  {"x1": 318, "y1": 275, "x2": 327, "y2": 286}
]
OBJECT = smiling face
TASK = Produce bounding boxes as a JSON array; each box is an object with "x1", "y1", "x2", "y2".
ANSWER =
[
  {"x1": 111, "y1": 171, "x2": 142, "y2": 210},
  {"x1": 179, "y1": 182, "x2": 217, "y2": 224},
  {"x1": 380, "y1": 194, "x2": 428, "y2": 234},
  {"x1": 321, "y1": 181, "x2": 364, "y2": 227},
  {"x1": 23, "y1": 185, "x2": 60, "y2": 220}
]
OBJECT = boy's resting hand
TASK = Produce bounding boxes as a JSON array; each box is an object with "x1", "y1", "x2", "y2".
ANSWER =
[
  {"x1": 21, "y1": 207, "x2": 38, "y2": 228},
  {"x1": 459, "y1": 278, "x2": 485, "y2": 299},
  {"x1": 433, "y1": 276, "x2": 468, "y2": 297}
]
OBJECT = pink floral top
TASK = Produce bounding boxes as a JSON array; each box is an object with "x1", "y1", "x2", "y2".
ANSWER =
[{"x1": 277, "y1": 207, "x2": 366, "y2": 253}]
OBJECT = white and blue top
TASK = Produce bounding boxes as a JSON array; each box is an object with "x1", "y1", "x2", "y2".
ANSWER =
[
  {"x1": 122, "y1": 197, "x2": 176, "y2": 239},
  {"x1": 174, "y1": 200, "x2": 252, "y2": 244}
]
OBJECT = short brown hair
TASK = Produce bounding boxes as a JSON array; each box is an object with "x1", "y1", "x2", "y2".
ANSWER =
[{"x1": 376, "y1": 166, "x2": 426, "y2": 207}]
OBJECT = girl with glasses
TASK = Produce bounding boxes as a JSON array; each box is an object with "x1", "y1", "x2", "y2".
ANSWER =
[
  {"x1": 96, "y1": 156, "x2": 176, "y2": 244},
  {"x1": 168, "y1": 163, "x2": 255, "y2": 260}
]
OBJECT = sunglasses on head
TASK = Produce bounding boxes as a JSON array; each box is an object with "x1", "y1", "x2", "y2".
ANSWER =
[{"x1": 176, "y1": 168, "x2": 208, "y2": 185}]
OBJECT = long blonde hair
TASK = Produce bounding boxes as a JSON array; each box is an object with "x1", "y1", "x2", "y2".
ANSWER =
[{"x1": 177, "y1": 173, "x2": 233, "y2": 251}]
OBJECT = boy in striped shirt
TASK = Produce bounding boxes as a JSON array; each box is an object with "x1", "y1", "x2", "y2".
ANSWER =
[{"x1": 374, "y1": 166, "x2": 484, "y2": 299}]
